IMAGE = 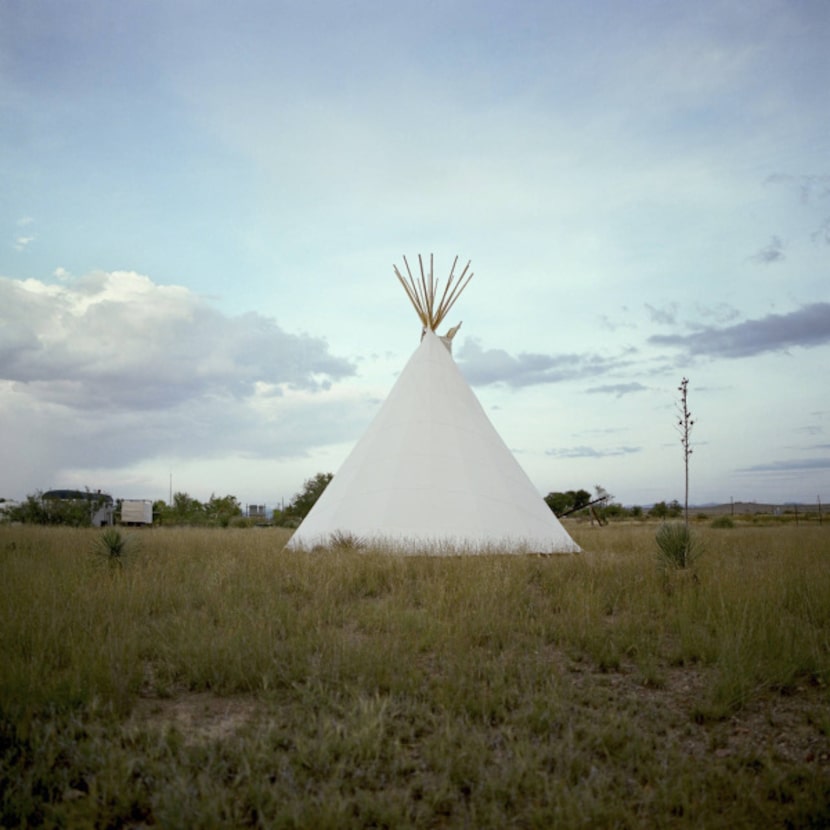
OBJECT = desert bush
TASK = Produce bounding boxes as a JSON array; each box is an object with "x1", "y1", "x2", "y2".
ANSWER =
[
  {"x1": 329, "y1": 530, "x2": 365, "y2": 550},
  {"x1": 95, "y1": 527, "x2": 132, "y2": 562},
  {"x1": 655, "y1": 522, "x2": 702, "y2": 569},
  {"x1": 711, "y1": 516, "x2": 735, "y2": 529}
]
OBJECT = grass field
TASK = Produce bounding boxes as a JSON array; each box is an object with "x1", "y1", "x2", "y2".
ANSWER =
[{"x1": 1, "y1": 522, "x2": 829, "y2": 828}]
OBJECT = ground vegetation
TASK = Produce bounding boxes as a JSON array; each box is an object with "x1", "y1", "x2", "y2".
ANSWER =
[{"x1": 1, "y1": 523, "x2": 828, "y2": 826}]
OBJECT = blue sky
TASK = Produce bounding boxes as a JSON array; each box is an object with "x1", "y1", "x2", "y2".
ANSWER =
[{"x1": 1, "y1": 0, "x2": 828, "y2": 509}]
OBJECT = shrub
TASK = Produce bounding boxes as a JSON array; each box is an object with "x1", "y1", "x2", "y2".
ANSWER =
[
  {"x1": 95, "y1": 528, "x2": 132, "y2": 563},
  {"x1": 711, "y1": 516, "x2": 735, "y2": 529},
  {"x1": 329, "y1": 530, "x2": 365, "y2": 550},
  {"x1": 655, "y1": 522, "x2": 702, "y2": 569}
]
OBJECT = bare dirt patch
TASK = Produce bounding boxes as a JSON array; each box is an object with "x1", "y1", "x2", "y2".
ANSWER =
[
  {"x1": 130, "y1": 691, "x2": 261, "y2": 746},
  {"x1": 566, "y1": 657, "x2": 830, "y2": 770}
]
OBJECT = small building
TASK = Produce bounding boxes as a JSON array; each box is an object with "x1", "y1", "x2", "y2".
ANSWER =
[
  {"x1": 42, "y1": 490, "x2": 114, "y2": 527},
  {"x1": 121, "y1": 499, "x2": 154, "y2": 525}
]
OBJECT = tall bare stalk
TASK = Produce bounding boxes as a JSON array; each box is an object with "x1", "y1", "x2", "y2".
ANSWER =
[{"x1": 677, "y1": 378, "x2": 694, "y2": 532}]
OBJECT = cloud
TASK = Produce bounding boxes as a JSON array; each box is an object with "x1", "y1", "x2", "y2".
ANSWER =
[
  {"x1": 751, "y1": 235, "x2": 785, "y2": 264},
  {"x1": 0, "y1": 271, "x2": 355, "y2": 411},
  {"x1": 0, "y1": 271, "x2": 368, "y2": 479},
  {"x1": 694, "y1": 303, "x2": 740, "y2": 324},
  {"x1": 765, "y1": 174, "x2": 830, "y2": 205},
  {"x1": 794, "y1": 426, "x2": 824, "y2": 437},
  {"x1": 13, "y1": 235, "x2": 35, "y2": 252},
  {"x1": 456, "y1": 338, "x2": 634, "y2": 388},
  {"x1": 598, "y1": 313, "x2": 636, "y2": 332},
  {"x1": 545, "y1": 446, "x2": 641, "y2": 459},
  {"x1": 11, "y1": 217, "x2": 36, "y2": 251},
  {"x1": 0, "y1": 379, "x2": 370, "y2": 472},
  {"x1": 648, "y1": 302, "x2": 830, "y2": 358},
  {"x1": 585, "y1": 383, "x2": 647, "y2": 398},
  {"x1": 736, "y1": 457, "x2": 830, "y2": 474},
  {"x1": 764, "y1": 175, "x2": 830, "y2": 245},
  {"x1": 645, "y1": 303, "x2": 678, "y2": 325},
  {"x1": 812, "y1": 217, "x2": 830, "y2": 245}
]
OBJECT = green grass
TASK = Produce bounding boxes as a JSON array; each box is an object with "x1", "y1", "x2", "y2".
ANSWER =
[{"x1": 1, "y1": 523, "x2": 829, "y2": 827}]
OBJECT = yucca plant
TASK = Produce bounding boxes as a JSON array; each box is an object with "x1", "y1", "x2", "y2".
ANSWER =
[
  {"x1": 655, "y1": 522, "x2": 701, "y2": 569},
  {"x1": 95, "y1": 527, "x2": 131, "y2": 563}
]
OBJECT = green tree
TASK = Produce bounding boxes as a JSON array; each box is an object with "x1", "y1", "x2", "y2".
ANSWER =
[
  {"x1": 204, "y1": 494, "x2": 243, "y2": 527},
  {"x1": 650, "y1": 501, "x2": 669, "y2": 519},
  {"x1": 544, "y1": 488, "x2": 593, "y2": 516},
  {"x1": 572, "y1": 489, "x2": 592, "y2": 510},
  {"x1": 152, "y1": 500, "x2": 167, "y2": 524},
  {"x1": 7, "y1": 493, "x2": 49, "y2": 524},
  {"x1": 287, "y1": 473, "x2": 333, "y2": 519},
  {"x1": 159, "y1": 492, "x2": 206, "y2": 525},
  {"x1": 271, "y1": 507, "x2": 287, "y2": 527},
  {"x1": 544, "y1": 491, "x2": 571, "y2": 516}
]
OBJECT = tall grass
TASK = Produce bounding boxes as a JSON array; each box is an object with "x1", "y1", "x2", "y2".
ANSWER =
[{"x1": 1, "y1": 523, "x2": 829, "y2": 827}]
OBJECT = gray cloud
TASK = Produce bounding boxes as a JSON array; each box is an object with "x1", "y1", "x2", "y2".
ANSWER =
[
  {"x1": 648, "y1": 302, "x2": 830, "y2": 358},
  {"x1": 694, "y1": 303, "x2": 740, "y2": 324},
  {"x1": 751, "y1": 236, "x2": 785, "y2": 264},
  {"x1": 0, "y1": 272, "x2": 369, "y2": 482},
  {"x1": 0, "y1": 387, "x2": 371, "y2": 472},
  {"x1": 645, "y1": 303, "x2": 678, "y2": 325},
  {"x1": 0, "y1": 272, "x2": 355, "y2": 412},
  {"x1": 545, "y1": 445, "x2": 641, "y2": 459},
  {"x1": 765, "y1": 174, "x2": 830, "y2": 246},
  {"x1": 456, "y1": 338, "x2": 633, "y2": 388},
  {"x1": 585, "y1": 382, "x2": 647, "y2": 398},
  {"x1": 736, "y1": 457, "x2": 830, "y2": 474},
  {"x1": 598, "y1": 311, "x2": 636, "y2": 332},
  {"x1": 765, "y1": 174, "x2": 830, "y2": 205},
  {"x1": 812, "y1": 217, "x2": 830, "y2": 245}
]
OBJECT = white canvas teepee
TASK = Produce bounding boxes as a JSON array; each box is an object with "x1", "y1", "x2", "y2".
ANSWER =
[{"x1": 286, "y1": 256, "x2": 579, "y2": 554}]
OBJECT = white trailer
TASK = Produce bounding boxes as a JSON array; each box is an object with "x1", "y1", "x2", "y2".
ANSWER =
[{"x1": 121, "y1": 499, "x2": 154, "y2": 525}]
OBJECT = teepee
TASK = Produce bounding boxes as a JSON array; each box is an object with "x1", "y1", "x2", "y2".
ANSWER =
[{"x1": 286, "y1": 255, "x2": 579, "y2": 554}]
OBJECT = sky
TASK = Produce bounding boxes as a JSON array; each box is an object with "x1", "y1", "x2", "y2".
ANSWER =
[{"x1": 1, "y1": 0, "x2": 829, "y2": 510}]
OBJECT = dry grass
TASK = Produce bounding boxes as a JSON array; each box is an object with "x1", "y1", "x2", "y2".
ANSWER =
[{"x1": 1, "y1": 522, "x2": 829, "y2": 827}]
